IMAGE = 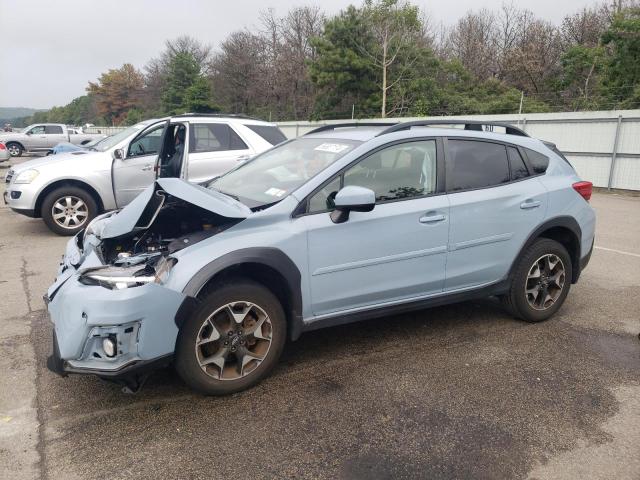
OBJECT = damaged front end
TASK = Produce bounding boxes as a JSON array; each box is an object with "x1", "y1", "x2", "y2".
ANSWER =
[{"x1": 45, "y1": 178, "x2": 250, "y2": 392}]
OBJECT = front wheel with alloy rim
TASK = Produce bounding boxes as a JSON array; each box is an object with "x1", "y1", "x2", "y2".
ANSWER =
[
  {"x1": 502, "y1": 238, "x2": 572, "y2": 322},
  {"x1": 6, "y1": 142, "x2": 22, "y2": 157},
  {"x1": 175, "y1": 281, "x2": 286, "y2": 395},
  {"x1": 41, "y1": 186, "x2": 98, "y2": 236}
]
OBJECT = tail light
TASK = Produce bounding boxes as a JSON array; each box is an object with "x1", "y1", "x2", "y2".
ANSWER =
[
  {"x1": 572, "y1": 181, "x2": 592, "y2": 201},
  {"x1": 0, "y1": 143, "x2": 6, "y2": 150}
]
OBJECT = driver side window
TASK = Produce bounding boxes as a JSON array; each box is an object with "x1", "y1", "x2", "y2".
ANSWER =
[
  {"x1": 307, "y1": 140, "x2": 437, "y2": 214},
  {"x1": 127, "y1": 126, "x2": 164, "y2": 157},
  {"x1": 28, "y1": 126, "x2": 45, "y2": 135}
]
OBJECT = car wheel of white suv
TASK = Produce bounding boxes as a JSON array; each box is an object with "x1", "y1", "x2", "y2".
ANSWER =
[
  {"x1": 175, "y1": 280, "x2": 286, "y2": 395},
  {"x1": 502, "y1": 238, "x2": 572, "y2": 322}
]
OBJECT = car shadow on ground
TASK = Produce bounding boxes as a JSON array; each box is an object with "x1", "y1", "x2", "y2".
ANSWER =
[{"x1": 34, "y1": 298, "x2": 508, "y2": 401}]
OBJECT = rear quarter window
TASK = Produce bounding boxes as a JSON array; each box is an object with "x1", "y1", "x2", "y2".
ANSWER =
[
  {"x1": 524, "y1": 148, "x2": 550, "y2": 174},
  {"x1": 245, "y1": 125, "x2": 287, "y2": 145}
]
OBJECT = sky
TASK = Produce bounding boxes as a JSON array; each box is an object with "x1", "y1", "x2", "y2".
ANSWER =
[{"x1": 0, "y1": 0, "x2": 598, "y2": 109}]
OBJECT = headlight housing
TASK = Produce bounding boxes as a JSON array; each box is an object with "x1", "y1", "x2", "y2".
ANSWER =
[
  {"x1": 13, "y1": 169, "x2": 39, "y2": 184},
  {"x1": 79, "y1": 256, "x2": 177, "y2": 290}
]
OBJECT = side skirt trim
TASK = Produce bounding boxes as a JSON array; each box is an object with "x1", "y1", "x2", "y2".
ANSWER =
[{"x1": 302, "y1": 279, "x2": 509, "y2": 334}]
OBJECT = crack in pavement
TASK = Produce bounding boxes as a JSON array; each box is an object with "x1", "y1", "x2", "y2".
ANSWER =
[
  {"x1": 20, "y1": 257, "x2": 35, "y2": 314},
  {"x1": 21, "y1": 255, "x2": 47, "y2": 480}
]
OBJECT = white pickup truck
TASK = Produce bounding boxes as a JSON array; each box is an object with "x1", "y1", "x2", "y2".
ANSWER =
[{"x1": 0, "y1": 123, "x2": 105, "y2": 157}]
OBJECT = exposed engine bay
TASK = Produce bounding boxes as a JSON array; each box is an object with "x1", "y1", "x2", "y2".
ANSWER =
[{"x1": 99, "y1": 192, "x2": 239, "y2": 265}]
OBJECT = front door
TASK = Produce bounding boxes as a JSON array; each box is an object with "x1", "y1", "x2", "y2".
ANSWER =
[
  {"x1": 24, "y1": 125, "x2": 46, "y2": 149},
  {"x1": 302, "y1": 139, "x2": 449, "y2": 317},
  {"x1": 112, "y1": 122, "x2": 166, "y2": 207}
]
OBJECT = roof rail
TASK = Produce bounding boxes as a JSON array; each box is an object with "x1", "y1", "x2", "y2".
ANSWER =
[
  {"x1": 305, "y1": 122, "x2": 397, "y2": 135},
  {"x1": 171, "y1": 113, "x2": 264, "y2": 121},
  {"x1": 376, "y1": 120, "x2": 529, "y2": 137}
]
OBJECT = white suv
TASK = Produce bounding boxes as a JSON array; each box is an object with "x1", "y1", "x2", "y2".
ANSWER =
[{"x1": 3, "y1": 115, "x2": 286, "y2": 235}]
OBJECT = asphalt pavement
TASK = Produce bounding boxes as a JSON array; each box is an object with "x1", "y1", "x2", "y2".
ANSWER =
[{"x1": 1, "y1": 157, "x2": 638, "y2": 479}]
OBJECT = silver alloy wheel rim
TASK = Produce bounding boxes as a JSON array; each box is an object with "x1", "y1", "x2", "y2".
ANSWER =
[
  {"x1": 8, "y1": 145, "x2": 20, "y2": 156},
  {"x1": 51, "y1": 196, "x2": 89, "y2": 229},
  {"x1": 195, "y1": 301, "x2": 273, "y2": 381},
  {"x1": 525, "y1": 254, "x2": 566, "y2": 310}
]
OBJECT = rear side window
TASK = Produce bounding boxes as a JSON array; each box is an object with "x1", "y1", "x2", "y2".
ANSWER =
[
  {"x1": 190, "y1": 124, "x2": 248, "y2": 153},
  {"x1": 507, "y1": 146, "x2": 529, "y2": 180},
  {"x1": 245, "y1": 125, "x2": 287, "y2": 145},
  {"x1": 447, "y1": 140, "x2": 510, "y2": 191},
  {"x1": 45, "y1": 125, "x2": 64, "y2": 134},
  {"x1": 524, "y1": 148, "x2": 550, "y2": 174}
]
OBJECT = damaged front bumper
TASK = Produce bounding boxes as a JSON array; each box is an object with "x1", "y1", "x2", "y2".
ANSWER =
[{"x1": 45, "y1": 234, "x2": 188, "y2": 392}]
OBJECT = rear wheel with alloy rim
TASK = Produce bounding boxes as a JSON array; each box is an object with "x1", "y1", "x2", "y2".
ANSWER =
[
  {"x1": 41, "y1": 186, "x2": 98, "y2": 236},
  {"x1": 502, "y1": 238, "x2": 572, "y2": 322},
  {"x1": 175, "y1": 280, "x2": 286, "y2": 395}
]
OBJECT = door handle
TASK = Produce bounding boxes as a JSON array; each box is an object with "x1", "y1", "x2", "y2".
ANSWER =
[
  {"x1": 520, "y1": 200, "x2": 541, "y2": 209},
  {"x1": 419, "y1": 213, "x2": 446, "y2": 224},
  {"x1": 235, "y1": 155, "x2": 250, "y2": 161},
  {"x1": 141, "y1": 164, "x2": 153, "y2": 171}
]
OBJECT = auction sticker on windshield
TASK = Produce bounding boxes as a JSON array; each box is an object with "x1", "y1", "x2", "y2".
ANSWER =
[
  {"x1": 264, "y1": 187, "x2": 287, "y2": 197},
  {"x1": 314, "y1": 143, "x2": 351, "y2": 154}
]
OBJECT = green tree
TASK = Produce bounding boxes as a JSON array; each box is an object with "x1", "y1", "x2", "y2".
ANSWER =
[
  {"x1": 309, "y1": 6, "x2": 379, "y2": 119},
  {"x1": 184, "y1": 76, "x2": 219, "y2": 113},
  {"x1": 161, "y1": 51, "x2": 217, "y2": 114},
  {"x1": 601, "y1": 7, "x2": 640, "y2": 108},
  {"x1": 357, "y1": 0, "x2": 424, "y2": 117}
]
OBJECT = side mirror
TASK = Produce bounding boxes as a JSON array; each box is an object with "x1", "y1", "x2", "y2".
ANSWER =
[
  {"x1": 330, "y1": 186, "x2": 375, "y2": 224},
  {"x1": 113, "y1": 148, "x2": 125, "y2": 160},
  {"x1": 26, "y1": 131, "x2": 32, "y2": 135}
]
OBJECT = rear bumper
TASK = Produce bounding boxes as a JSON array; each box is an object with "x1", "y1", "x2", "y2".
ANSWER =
[{"x1": 575, "y1": 237, "x2": 594, "y2": 282}]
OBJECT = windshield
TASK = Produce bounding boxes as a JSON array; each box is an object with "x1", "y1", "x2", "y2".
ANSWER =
[
  {"x1": 91, "y1": 123, "x2": 154, "y2": 152},
  {"x1": 209, "y1": 137, "x2": 361, "y2": 207}
]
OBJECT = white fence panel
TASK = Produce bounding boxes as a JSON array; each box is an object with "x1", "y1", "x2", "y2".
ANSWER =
[
  {"x1": 84, "y1": 110, "x2": 640, "y2": 190},
  {"x1": 565, "y1": 155, "x2": 612, "y2": 188},
  {"x1": 611, "y1": 156, "x2": 640, "y2": 191}
]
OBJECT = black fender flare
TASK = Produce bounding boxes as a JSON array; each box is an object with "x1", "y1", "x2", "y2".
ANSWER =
[
  {"x1": 179, "y1": 247, "x2": 304, "y2": 340},
  {"x1": 508, "y1": 216, "x2": 583, "y2": 284}
]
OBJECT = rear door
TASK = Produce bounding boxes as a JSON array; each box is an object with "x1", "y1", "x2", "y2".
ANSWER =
[
  {"x1": 44, "y1": 125, "x2": 68, "y2": 148},
  {"x1": 112, "y1": 121, "x2": 167, "y2": 207},
  {"x1": 185, "y1": 122, "x2": 254, "y2": 183},
  {"x1": 444, "y1": 139, "x2": 547, "y2": 291}
]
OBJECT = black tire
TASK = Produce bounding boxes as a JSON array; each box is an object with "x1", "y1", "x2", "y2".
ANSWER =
[
  {"x1": 41, "y1": 186, "x2": 98, "y2": 236},
  {"x1": 6, "y1": 142, "x2": 22, "y2": 157},
  {"x1": 175, "y1": 280, "x2": 286, "y2": 395},
  {"x1": 502, "y1": 238, "x2": 572, "y2": 322}
]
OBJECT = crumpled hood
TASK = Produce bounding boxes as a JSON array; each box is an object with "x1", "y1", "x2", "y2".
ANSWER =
[
  {"x1": 99, "y1": 178, "x2": 251, "y2": 239},
  {"x1": 10, "y1": 150, "x2": 101, "y2": 173}
]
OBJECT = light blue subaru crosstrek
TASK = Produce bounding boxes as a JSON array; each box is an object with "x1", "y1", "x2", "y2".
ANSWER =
[{"x1": 46, "y1": 120, "x2": 595, "y2": 395}]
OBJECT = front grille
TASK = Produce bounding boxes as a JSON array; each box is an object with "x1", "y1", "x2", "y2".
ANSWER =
[{"x1": 5, "y1": 169, "x2": 13, "y2": 183}]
